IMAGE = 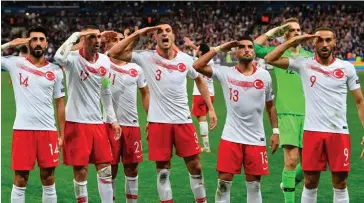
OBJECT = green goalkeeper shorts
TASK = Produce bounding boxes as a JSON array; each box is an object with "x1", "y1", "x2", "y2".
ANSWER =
[{"x1": 278, "y1": 114, "x2": 304, "y2": 148}]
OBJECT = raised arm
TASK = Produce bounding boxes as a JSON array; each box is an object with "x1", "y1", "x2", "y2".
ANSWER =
[
  {"x1": 108, "y1": 26, "x2": 161, "y2": 62},
  {"x1": 264, "y1": 34, "x2": 318, "y2": 69},
  {"x1": 54, "y1": 32, "x2": 80, "y2": 66},
  {"x1": 254, "y1": 24, "x2": 291, "y2": 45},
  {"x1": 193, "y1": 41, "x2": 240, "y2": 78},
  {"x1": 1, "y1": 38, "x2": 31, "y2": 52}
]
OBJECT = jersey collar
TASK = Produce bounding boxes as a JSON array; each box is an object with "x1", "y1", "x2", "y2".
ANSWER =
[
  {"x1": 156, "y1": 48, "x2": 178, "y2": 60},
  {"x1": 234, "y1": 64, "x2": 257, "y2": 75},
  {"x1": 79, "y1": 48, "x2": 99, "y2": 63},
  {"x1": 25, "y1": 56, "x2": 49, "y2": 67},
  {"x1": 314, "y1": 55, "x2": 336, "y2": 66}
]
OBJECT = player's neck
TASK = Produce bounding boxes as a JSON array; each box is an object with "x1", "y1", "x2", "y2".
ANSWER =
[
  {"x1": 156, "y1": 47, "x2": 177, "y2": 60},
  {"x1": 315, "y1": 55, "x2": 335, "y2": 66},
  {"x1": 27, "y1": 55, "x2": 47, "y2": 68},
  {"x1": 82, "y1": 48, "x2": 98, "y2": 63},
  {"x1": 236, "y1": 61, "x2": 255, "y2": 76},
  {"x1": 110, "y1": 57, "x2": 127, "y2": 66},
  {"x1": 289, "y1": 46, "x2": 300, "y2": 55}
]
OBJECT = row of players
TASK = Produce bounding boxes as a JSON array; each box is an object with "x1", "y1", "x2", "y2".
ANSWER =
[{"x1": 1, "y1": 17, "x2": 364, "y2": 203}]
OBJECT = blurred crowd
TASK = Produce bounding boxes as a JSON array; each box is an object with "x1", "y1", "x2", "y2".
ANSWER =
[{"x1": 2, "y1": 1, "x2": 363, "y2": 63}]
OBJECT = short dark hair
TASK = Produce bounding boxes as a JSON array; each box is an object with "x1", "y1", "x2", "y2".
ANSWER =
[
  {"x1": 282, "y1": 17, "x2": 299, "y2": 25},
  {"x1": 199, "y1": 44, "x2": 210, "y2": 55},
  {"x1": 314, "y1": 27, "x2": 336, "y2": 37},
  {"x1": 81, "y1": 25, "x2": 99, "y2": 31},
  {"x1": 27, "y1": 25, "x2": 47, "y2": 38},
  {"x1": 238, "y1": 36, "x2": 254, "y2": 44}
]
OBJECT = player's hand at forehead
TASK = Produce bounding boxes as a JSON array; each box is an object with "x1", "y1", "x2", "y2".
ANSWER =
[
  {"x1": 219, "y1": 40, "x2": 241, "y2": 52},
  {"x1": 265, "y1": 24, "x2": 291, "y2": 39},
  {"x1": 80, "y1": 29, "x2": 100, "y2": 37},
  {"x1": 135, "y1": 25, "x2": 163, "y2": 37},
  {"x1": 101, "y1": 30, "x2": 118, "y2": 40},
  {"x1": 9, "y1": 37, "x2": 31, "y2": 47},
  {"x1": 289, "y1": 34, "x2": 319, "y2": 47}
]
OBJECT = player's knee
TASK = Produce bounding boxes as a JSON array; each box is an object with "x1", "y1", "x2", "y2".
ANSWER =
[
  {"x1": 285, "y1": 157, "x2": 298, "y2": 169},
  {"x1": 73, "y1": 166, "x2": 88, "y2": 181},
  {"x1": 97, "y1": 165, "x2": 112, "y2": 178},
  {"x1": 332, "y1": 174, "x2": 348, "y2": 189},
  {"x1": 217, "y1": 179, "x2": 231, "y2": 193},
  {"x1": 304, "y1": 178, "x2": 319, "y2": 189},
  {"x1": 14, "y1": 174, "x2": 29, "y2": 187},
  {"x1": 188, "y1": 160, "x2": 202, "y2": 175},
  {"x1": 124, "y1": 164, "x2": 138, "y2": 177},
  {"x1": 40, "y1": 174, "x2": 55, "y2": 186}
]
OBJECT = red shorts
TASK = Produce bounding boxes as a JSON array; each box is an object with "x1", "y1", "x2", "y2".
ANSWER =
[
  {"x1": 216, "y1": 139, "x2": 269, "y2": 176},
  {"x1": 192, "y1": 95, "x2": 215, "y2": 117},
  {"x1": 147, "y1": 122, "x2": 200, "y2": 161},
  {"x1": 63, "y1": 121, "x2": 113, "y2": 166},
  {"x1": 106, "y1": 124, "x2": 143, "y2": 165},
  {"x1": 302, "y1": 131, "x2": 351, "y2": 172},
  {"x1": 12, "y1": 130, "x2": 59, "y2": 170}
]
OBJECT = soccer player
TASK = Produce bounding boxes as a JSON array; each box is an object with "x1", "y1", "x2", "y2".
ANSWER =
[
  {"x1": 264, "y1": 27, "x2": 364, "y2": 203},
  {"x1": 108, "y1": 24, "x2": 217, "y2": 203},
  {"x1": 101, "y1": 30, "x2": 149, "y2": 203},
  {"x1": 193, "y1": 37, "x2": 280, "y2": 203},
  {"x1": 254, "y1": 18, "x2": 313, "y2": 202},
  {"x1": 54, "y1": 25, "x2": 121, "y2": 203},
  {"x1": 1, "y1": 26, "x2": 65, "y2": 203},
  {"x1": 184, "y1": 38, "x2": 215, "y2": 152}
]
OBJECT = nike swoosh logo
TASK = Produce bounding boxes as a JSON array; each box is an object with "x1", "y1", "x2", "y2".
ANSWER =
[
  {"x1": 263, "y1": 167, "x2": 268, "y2": 170},
  {"x1": 344, "y1": 163, "x2": 349, "y2": 166},
  {"x1": 53, "y1": 159, "x2": 59, "y2": 163},
  {"x1": 136, "y1": 155, "x2": 142, "y2": 159}
]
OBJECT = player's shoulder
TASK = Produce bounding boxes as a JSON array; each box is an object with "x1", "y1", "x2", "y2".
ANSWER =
[
  {"x1": 2, "y1": 55, "x2": 22, "y2": 61},
  {"x1": 256, "y1": 67, "x2": 271, "y2": 78},
  {"x1": 334, "y1": 58, "x2": 355, "y2": 71},
  {"x1": 177, "y1": 51, "x2": 194, "y2": 61}
]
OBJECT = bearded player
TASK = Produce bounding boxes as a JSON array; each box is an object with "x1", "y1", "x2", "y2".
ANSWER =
[
  {"x1": 254, "y1": 18, "x2": 313, "y2": 202},
  {"x1": 1, "y1": 26, "x2": 65, "y2": 203},
  {"x1": 101, "y1": 30, "x2": 149, "y2": 203},
  {"x1": 193, "y1": 37, "x2": 279, "y2": 203},
  {"x1": 54, "y1": 25, "x2": 121, "y2": 203},
  {"x1": 108, "y1": 24, "x2": 217, "y2": 203},
  {"x1": 265, "y1": 28, "x2": 364, "y2": 203}
]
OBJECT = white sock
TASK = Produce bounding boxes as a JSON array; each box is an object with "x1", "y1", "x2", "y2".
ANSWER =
[
  {"x1": 215, "y1": 179, "x2": 232, "y2": 203},
  {"x1": 301, "y1": 187, "x2": 317, "y2": 203},
  {"x1": 246, "y1": 181, "x2": 262, "y2": 203},
  {"x1": 74, "y1": 180, "x2": 88, "y2": 203},
  {"x1": 111, "y1": 179, "x2": 116, "y2": 203},
  {"x1": 189, "y1": 174, "x2": 207, "y2": 203},
  {"x1": 199, "y1": 122, "x2": 209, "y2": 149},
  {"x1": 11, "y1": 185, "x2": 26, "y2": 203},
  {"x1": 42, "y1": 184, "x2": 57, "y2": 203},
  {"x1": 157, "y1": 169, "x2": 173, "y2": 202},
  {"x1": 125, "y1": 176, "x2": 138, "y2": 203},
  {"x1": 334, "y1": 188, "x2": 349, "y2": 203},
  {"x1": 97, "y1": 169, "x2": 113, "y2": 203}
]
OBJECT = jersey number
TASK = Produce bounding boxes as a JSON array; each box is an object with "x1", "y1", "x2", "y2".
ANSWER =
[
  {"x1": 80, "y1": 70, "x2": 90, "y2": 81},
  {"x1": 260, "y1": 151, "x2": 268, "y2": 164},
  {"x1": 19, "y1": 73, "x2": 29, "y2": 87},
  {"x1": 134, "y1": 141, "x2": 142, "y2": 153},
  {"x1": 229, "y1": 88, "x2": 239, "y2": 102},
  {"x1": 108, "y1": 73, "x2": 116, "y2": 85},
  {"x1": 49, "y1": 143, "x2": 59, "y2": 156},
  {"x1": 286, "y1": 70, "x2": 294, "y2": 74},
  {"x1": 155, "y1": 69, "x2": 162, "y2": 81}
]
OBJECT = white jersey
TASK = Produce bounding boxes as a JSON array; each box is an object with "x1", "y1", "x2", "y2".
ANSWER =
[
  {"x1": 288, "y1": 56, "x2": 360, "y2": 134},
  {"x1": 131, "y1": 50, "x2": 199, "y2": 123},
  {"x1": 59, "y1": 49, "x2": 112, "y2": 124},
  {"x1": 212, "y1": 65, "x2": 274, "y2": 145},
  {"x1": 192, "y1": 59, "x2": 215, "y2": 96},
  {"x1": 103, "y1": 61, "x2": 147, "y2": 126},
  {"x1": 1, "y1": 56, "x2": 65, "y2": 131}
]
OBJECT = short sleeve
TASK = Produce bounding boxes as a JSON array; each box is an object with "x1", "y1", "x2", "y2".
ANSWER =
[
  {"x1": 211, "y1": 65, "x2": 225, "y2": 82},
  {"x1": 288, "y1": 56, "x2": 307, "y2": 74},
  {"x1": 131, "y1": 52, "x2": 143, "y2": 67},
  {"x1": 265, "y1": 74, "x2": 275, "y2": 101},
  {"x1": 1, "y1": 56, "x2": 16, "y2": 71},
  {"x1": 185, "y1": 57, "x2": 198, "y2": 79},
  {"x1": 346, "y1": 63, "x2": 360, "y2": 91},
  {"x1": 137, "y1": 68, "x2": 147, "y2": 88},
  {"x1": 53, "y1": 69, "x2": 66, "y2": 99}
]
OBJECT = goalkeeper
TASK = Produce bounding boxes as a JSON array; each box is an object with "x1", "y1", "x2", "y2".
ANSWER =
[{"x1": 254, "y1": 18, "x2": 313, "y2": 203}]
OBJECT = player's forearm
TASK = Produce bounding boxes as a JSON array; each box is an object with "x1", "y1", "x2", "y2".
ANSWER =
[
  {"x1": 264, "y1": 40, "x2": 292, "y2": 64},
  {"x1": 254, "y1": 34, "x2": 269, "y2": 45},
  {"x1": 56, "y1": 98, "x2": 66, "y2": 138},
  {"x1": 108, "y1": 32, "x2": 139, "y2": 62},
  {"x1": 195, "y1": 76, "x2": 214, "y2": 110},
  {"x1": 140, "y1": 88, "x2": 150, "y2": 114},
  {"x1": 54, "y1": 32, "x2": 80, "y2": 66},
  {"x1": 101, "y1": 86, "x2": 118, "y2": 123},
  {"x1": 266, "y1": 102, "x2": 278, "y2": 128},
  {"x1": 193, "y1": 49, "x2": 216, "y2": 70},
  {"x1": 1, "y1": 43, "x2": 11, "y2": 51}
]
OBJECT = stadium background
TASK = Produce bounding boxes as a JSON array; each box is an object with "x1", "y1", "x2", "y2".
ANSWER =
[{"x1": 1, "y1": 1, "x2": 364, "y2": 202}]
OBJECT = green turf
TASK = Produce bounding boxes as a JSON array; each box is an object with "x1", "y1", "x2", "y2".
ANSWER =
[{"x1": 2, "y1": 71, "x2": 364, "y2": 203}]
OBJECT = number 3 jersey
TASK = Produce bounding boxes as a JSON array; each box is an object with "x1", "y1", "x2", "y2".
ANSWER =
[
  {"x1": 131, "y1": 50, "x2": 199, "y2": 124},
  {"x1": 288, "y1": 56, "x2": 360, "y2": 134},
  {"x1": 103, "y1": 60, "x2": 147, "y2": 126},
  {"x1": 212, "y1": 65, "x2": 274, "y2": 146},
  {"x1": 1, "y1": 56, "x2": 65, "y2": 131}
]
